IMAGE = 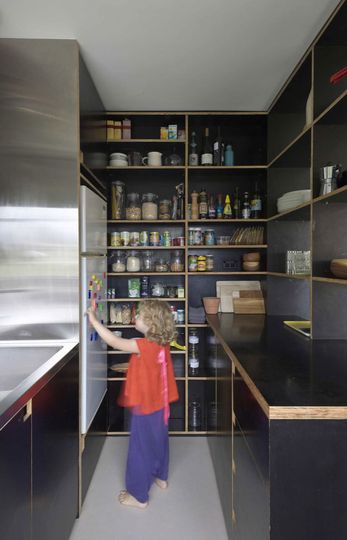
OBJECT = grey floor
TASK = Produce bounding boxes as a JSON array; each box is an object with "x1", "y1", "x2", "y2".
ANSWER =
[{"x1": 70, "y1": 437, "x2": 228, "y2": 540}]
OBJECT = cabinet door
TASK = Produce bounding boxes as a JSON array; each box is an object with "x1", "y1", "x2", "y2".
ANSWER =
[
  {"x1": 32, "y1": 352, "x2": 79, "y2": 540},
  {"x1": 0, "y1": 405, "x2": 31, "y2": 540}
]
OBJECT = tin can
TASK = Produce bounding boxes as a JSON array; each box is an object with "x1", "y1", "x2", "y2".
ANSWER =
[
  {"x1": 170, "y1": 305, "x2": 177, "y2": 322},
  {"x1": 206, "y1": 254, "x2": 214, "y2": 271},
  {"x1": 173, "y1": 236, "x2": 185, "y2": 246},
  {"x1": 204, "y1": 229, "x2": 216, "y2": 246},
  {"x1": 189, "y1": 255, "x2": 198, "y2": 272},
  {"x1": 149, "y1": 231, "x2": 160, "y2": 246},
  {"x1": 197, "y1": 255, "x2": 207, "y2": 272},
  {"x1": 188, "y1": 228, "x2": 195, "y2": 246},
  {"x1": 139, "y1": 230, "x2": 149, "y2": 246},
  {"x1": 194, "y1": 228, "x2": 203, "y2": 246},
  {"x1": 130, "y1": 231, "x2": 140, "y2": 246},
  {"x1": 177, "y1": 309, "x2": 185, "y2": 324},
  {"x1": 162, "y1": 231, "x2": 171, "y2": 247},
  {"x1": 140, "y1": 276, "x2": 150, "y2": 297},
  {"x1": 110, "y1": 232, "x2": 121, "y2": 247},
  {"x1": 121, "y1": 231, "x2": 130, "y2": 246}
]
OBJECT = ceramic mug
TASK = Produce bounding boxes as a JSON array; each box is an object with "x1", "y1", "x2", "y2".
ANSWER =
[{"x1": 142, "y1": 151, "x2": 162, "y2": 167}]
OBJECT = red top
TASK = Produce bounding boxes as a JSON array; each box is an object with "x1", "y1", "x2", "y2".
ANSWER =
[{"x1": 118, "y1": 338, "x2": 179, "y2": 415}]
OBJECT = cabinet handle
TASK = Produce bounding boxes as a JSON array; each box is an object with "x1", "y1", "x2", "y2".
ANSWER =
[{"x1": 23, "y1": 400, "x2": 32, "y2": 422}]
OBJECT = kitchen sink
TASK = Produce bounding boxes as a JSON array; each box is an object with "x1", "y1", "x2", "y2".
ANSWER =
[{"x1": 0, "y1": 324, "x2": 78, "y2": 341}]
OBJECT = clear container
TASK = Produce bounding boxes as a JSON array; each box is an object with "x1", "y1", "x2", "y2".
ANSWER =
[
  {"x1": 111, "y1": 180, "x2": 125, "y2": 220},
  {"x1": 121, "y1": 304, "x2": 132, "y2": 325},
  {"x1": 142, "y1": 250, "x2": 154, "y2": 272},
  {"x1": 151, "y1": 282, "x2": 166, "y2": 297},
  {"x1": 155, "y1": 257, "x2": 169, "y2": 272},
  {"x1": 126, "y1": 193, "x2": 141, "y2": 220},
  {"x1": 142, "y1": 193, "x2": 158, "y2": 220},
  {"x1": 126, "y1": 251, "x2": 141, "y2": 272},
  {"x1": 111, "y1": 251, "x2": 126, "y2": 273},
  {"x1": 159, "y1": 199, "x2": 171, "y2": 220},
  {"x1": 188, "y1": 400, "x2": 202, "y2": 431},
  {"x1": 206, "y1": 254, "x2": 214, "y2": 271},
  {"x1": 188, "y1": 328, "x2": 200, "y2": 376},
  {"x1": 170, "y1": 250, "x2": 184, "y2": 272},
  {"x1": 216, "y1": 235, "x2": 231, "y2": 246}
]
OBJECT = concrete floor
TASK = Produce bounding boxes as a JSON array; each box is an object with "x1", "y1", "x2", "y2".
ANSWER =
[{"x1": 70, "y1": 436, "x2": 228, "y2": 540}]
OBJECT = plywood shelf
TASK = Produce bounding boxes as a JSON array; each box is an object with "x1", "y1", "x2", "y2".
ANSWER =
[{"x1": 267, "y1": 272, "x2": 311, "y2": 280}]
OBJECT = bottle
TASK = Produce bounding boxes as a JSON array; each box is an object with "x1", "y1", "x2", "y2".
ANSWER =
[
  {"x1": 216, "y1": 194, "x2": 223, "y2": 219},
  {"x1": 189, "y1": 131, "x2": 199, "y2": 166},
  {"x1": 201, "y1": 128, "x2": 213, "y2": 166},
  {"x1": 189, "y1": 400, "x2": 202, "y2": 431},
  {"x1": 191, "y1": 191, "x2": 199, "y2": 220},
  {"x1": 188, "y1": 329, "x2": 199, "y2": 376},
  {"x1": 213, "y1": 127, "x2": 224, "y2": 166},
  {"x1": 224, "y1": 144, "x2": 234, "y2": 166},
  {"x1": 176, "y1": 183, "x2": 185, "y2": 219},
  {"x1": 233, "y1": 187, "x2": 241, "y2": 219},
  {"x1": 242, "y1": 192, "x2": 251, "y2": 219},
  {"x1": 250, "y1": 182, "x2": 262, "y2": 218},
  {"x1": 208, "y1": 193, "x2": 216, "y2": 219},
  {"x1": 223, "y1": 194, "x2": 232, "y2": 219},
  {"x1": 199, "y1": 188, "x2": 208, "y2": 219}
]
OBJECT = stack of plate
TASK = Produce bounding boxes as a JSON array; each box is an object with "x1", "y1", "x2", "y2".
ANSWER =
[{"x1": 277, "y1": 190, "x2": 311, "y2": 213}]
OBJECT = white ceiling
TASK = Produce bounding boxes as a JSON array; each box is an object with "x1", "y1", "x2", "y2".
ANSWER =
[{"x1": 0, "y1": 0, "x2": 341, "y2": 111}]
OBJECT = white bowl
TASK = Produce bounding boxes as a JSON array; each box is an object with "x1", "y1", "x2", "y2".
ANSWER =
[
  {"x1": 110, "y1": 152, "x2": 127, "y2": 160},
  {"x1": 110, "y1": 160, "x2": 128, "y2": 167}
]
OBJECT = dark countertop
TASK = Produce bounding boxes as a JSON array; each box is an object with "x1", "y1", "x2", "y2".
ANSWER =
[
  {"x1": 207, "y1": 314, "x2": 347, "y2": 419},
  {"x1": 0, "y1": 341, "x2": 78, "y2": 430}
]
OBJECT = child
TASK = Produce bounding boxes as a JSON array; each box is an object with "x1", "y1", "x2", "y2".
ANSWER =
[{"x1": 87, "y1": 299, "x2": 179, "y2": 509}]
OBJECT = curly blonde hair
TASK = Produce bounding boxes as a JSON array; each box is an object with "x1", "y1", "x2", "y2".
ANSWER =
[{"x1": 138, "y1": 299, "x2": 177, "y2": 345}]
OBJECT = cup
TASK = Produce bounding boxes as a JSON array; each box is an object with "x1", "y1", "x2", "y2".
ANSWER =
[
  {"x1": 142, "y1": 151, "x2": 162, "y2": 167},
  {"x1": 128, "y1": 151, "x2": 142, "y2": 166}
]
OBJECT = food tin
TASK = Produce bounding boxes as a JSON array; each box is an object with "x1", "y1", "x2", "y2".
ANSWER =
[
  {"x1": 110, "y1": 232, "x2": 121, "y2": 247},
  {"x1": 149, "y1": 231, "x2": 160, "y2": 246},
  {"x1": 193, "y1": 228, "x2": 203, "y2": 245},
  {"x1": 204, "y1": 229, "x2": 216, "y2": 246},
  {"x1": 139, "y1": 231, "x2": 149, "y2": 246},
  {"x1": 197, "y1": 255, "x2": 207, "y2": 272},
  {"x1": 162, "y1": 231, "x2": 172, "y2": 247},
  {"x1": 206, "y1": 254, "x2": 214, "y2": 271},
  {"x1": 177, "y1": 309, "x2": 185, "y2": 324},
  {"x1": 173, "y1": 236, "x2": 185, "y2": 246},
  {"x1": 120, "y1": 231, "x2": 130, "y2": 246},
  {"x1": 188, "y1": 255, "x2": 198, "y2": 272},
  {"x1": 130, "y1": 231, "x2": 140, "y2": 246}
]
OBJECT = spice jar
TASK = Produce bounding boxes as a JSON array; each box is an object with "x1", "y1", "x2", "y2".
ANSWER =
[
  {"x1": 111, "y1": 251, "x2": 126, "y2": 273},
  {"x1": 142, "y1": 193, "x2": 158, "y2": 220},
  {"x1": 159, "y1": 199, "x2": 171, "y2": 220},
  {"x1": 111, "y1": 180, "x2": 125, "y2": 220},
  {"x1": 167, "y1": 285, "x2": 177, "y2": 298},
  {"x1": 206, "y1": 254, "x2": 214, "y2": 271},
  {"x1": 110, "y1": 231, "x2": 121, "y2": 247},
  {"x1": 151, "y1": 282, "x2": 166, "y2": 297},
  {"x1": 126, "y1": 193, "x2": 141, "y2": 220},
  {"x1": 170, "y1": 250, "x2": 184, "y2": 272},
  {"x1": 142, "y1": 251, "x2": 154, "y2": 272},
  {"x1": 197, "y1": 255, "x2": 207, "y2": 272},
  {"x1": 126, "y1": 251, "x2": 141, "y2": 272},
  {"x1": 155, "y1": 257, "x2": 169, "y2": 272},
  {"x1": 188, "y1": 255, "x2": 198, "y2": 272}
]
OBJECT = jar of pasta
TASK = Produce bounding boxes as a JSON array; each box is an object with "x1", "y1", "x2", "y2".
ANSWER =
[{"x1": 170, "y1": 250, "x2": 184, "y2": 272}]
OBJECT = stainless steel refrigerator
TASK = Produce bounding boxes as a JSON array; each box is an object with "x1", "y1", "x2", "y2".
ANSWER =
[{"x1": 80, "y1": 185, "x2": 107, "y2": 435}]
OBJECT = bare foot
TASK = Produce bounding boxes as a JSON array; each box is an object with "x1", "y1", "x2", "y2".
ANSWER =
[
  {"x1": 118, "y1": 490, "x2": 148, "y2": 509},
  {"x1": 154, "y1": 478, "x2": 168, "y2": 489}
]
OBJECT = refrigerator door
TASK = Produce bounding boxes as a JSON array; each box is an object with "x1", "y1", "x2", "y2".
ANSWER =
[
  {"x1": 80, "y1": 185, "x2": 107, "y2": 254},
  {"x1": 81, "y1": 256, "x2": 108, "y2": 435}
]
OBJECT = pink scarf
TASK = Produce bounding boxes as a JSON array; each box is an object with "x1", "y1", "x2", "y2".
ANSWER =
[{"x1": 158, "y1": 347, "x2": 170, "y2": 425}]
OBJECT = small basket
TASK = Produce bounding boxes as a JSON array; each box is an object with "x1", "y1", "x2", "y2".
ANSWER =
[{"x1": 203, "y1": 297, "x2": 220, "y2": 314}]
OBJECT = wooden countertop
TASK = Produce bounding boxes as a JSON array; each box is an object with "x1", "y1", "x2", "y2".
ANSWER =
[{"x1": 207, "y1": 313, "x2": 347, "y2": 420}]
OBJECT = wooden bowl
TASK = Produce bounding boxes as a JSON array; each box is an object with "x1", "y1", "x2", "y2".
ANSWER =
[
  {"x1": 330, "y1": 259, "x2": 347, "y2": 279},
  {"x1": 243, "y1": 252, "x2": 260, "y2": 262},
  {"x1": 243, "y1": 261, "x2": 260, "y2": 271}
]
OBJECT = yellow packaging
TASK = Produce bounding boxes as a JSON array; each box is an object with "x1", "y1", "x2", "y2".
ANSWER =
[
  {"x1": 160, "y1": 127, "x2": 168, "y2": 140},
  {"x1": 107, "y1": 120, "x2": 114, "y2": 140},
  {"x1": 114, "y1": 121, "x2": 122, "y2": 140}
]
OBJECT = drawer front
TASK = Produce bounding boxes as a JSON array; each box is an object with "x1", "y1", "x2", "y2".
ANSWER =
[{"x1": 233, "y1": 367, "x2": 269, "y2": 482}]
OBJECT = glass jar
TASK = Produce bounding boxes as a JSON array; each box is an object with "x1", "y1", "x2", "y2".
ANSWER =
[
  {"x1": 126, "y1": 251, "x2": 141, "y2": 272},
  {"x1": 142, "y1": 193, "x2": 158, "y2": 220},
  {"x1": 170, "y1": 250, "x2": 184, "y2": 272},
  {"x1": 159, "y1": 199, "x2": 171, "y2": 220},
  {"x1": 206, "y1": 254, "x2": 214, "y2": 271},
  {"x1": 204, "y1": 229, "x2": 216, "y2": 246},
  {"x1": 121, "y1": 304, "x2": 132, "y2": 325},
  {"x1": 155, "y1": 257, "x2": 169, "y2": 272},
  {"x1": 188, "y1": 255, "x2": 198, "y2": 272},
  {"x1": 151, "y1": 282, "x2": 166, "y2": 297},
  {"x1": 197, "y1": 255, "x2": 207, "y2": 272},
  {"x1": 126, "y1": 193, "x2": 141, "y2": 220},
  {"x1": 167, "y1": 285, "x2": 177, "y2": 298},
  {"x1": 111, "y1": 180, "x2": 125, "y2": 220},
  {"x1": 111, "y1": 250, "x2": 126, "y2": 273},
  {"x1": 188, "y1": 400, "x2": 202, "y2": 431},
  {"x1": 142, "y1": 250, "x2": 154, "y2": 272}
]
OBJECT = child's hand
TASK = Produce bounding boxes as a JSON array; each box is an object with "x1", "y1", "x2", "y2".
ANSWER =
[{"x1": 86, "y1": 307, "x2": 97, "y2": 324}]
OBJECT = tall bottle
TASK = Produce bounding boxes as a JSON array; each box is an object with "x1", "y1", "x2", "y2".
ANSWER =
[
  {"x1": 189, "y1": 131, "x2": 199, "y2": 166},
  {"x1": 213, "y1": 127, "x2": 224, "y2": 166},
  {"x1": 191, "y1": 190, "x2": 199, "y2": 220},
  {"x1": 250, "y1": 182, "x2": 262, "y2": 219},
  {"x1": 216, "y1": 193, "x2": 223, "y2": 219},
  {"x1": 223, "y1": 194, "x2": 232, "y2": 219},
  {"x1": 208, "y1": 193, "x2": 216, "y2": 219},
  {"x1": 188, "y1": 328, "x2": 200, "y2": 376},
  {"x1": 233, "y1": 187, "x2": 241, "y2": 219},
  {"x1": 201, "y1": 128, "x2": 213, "y2": 166},
  {"x1": 224, "y1": 144, "x2": 234, "y2": 166},
  {"x1": 199, "y1": 188, "x2": 208, "y2": 219},
  {"x1": 242, "y1": 192, "x2": 251, "y2": 219}
]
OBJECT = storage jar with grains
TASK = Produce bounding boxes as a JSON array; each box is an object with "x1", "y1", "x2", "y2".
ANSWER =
[
  {"x1": 159, "y1": 199, "x2": 171, "y2": 220},
  {"x1": 155, "y1": 257, "x2": 169, "y2": 272},
  {"x1": 126, "y1": 251, "x2": 141, "y2": 272},
  {"x1": 111, "y1": 251, "x2": 126, "y2": 273},
  {"x1": 170, "y1": 250, "x2": 184, "y2": 272},
  {"x1": 126, "y1": 193, "x2": 141, "y2": 220},
  {"x1": 142, "y1": 193, "x2": 158, "y2": 220},
  {"x1": 111, "y1": 180, "x2": 125, "y2": 220}
]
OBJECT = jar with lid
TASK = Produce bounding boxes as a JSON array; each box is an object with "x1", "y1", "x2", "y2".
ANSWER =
[
  {"x1": 111, "y1": 180, "x2": 125, "y2": 220},
  {"x1": 155, "y1": 257, "x2": 169, "y2": 272},
  {"x1": 121, "y1": 304, "x2": 132, "y2": 325},
  {"x1": 142, "y1": 250, "x2": 154, "y2": 272},
  {"x1": 206, "y1": 254, "x2": 214, "y2": 271},
  {"x1": 159, "y1": 199, "x2": 171, "y2": 220},
  {"x1": 142, "y1": 193, "x2": 158, "y2": 220},
  {"x1": 188, "y1": 400, "x2": 202, "y2": 431},
  {"x1": 177, "y1": 308, "x2": 185, "y2": 323},
  {"x1": 170, "y1": 250, "x2": 184, "y2": 272},
  {"x1": 204, "y1": 229, "x2": 216, "y2": 246},
  {"x1": 126, "y1": 251, "x2": 141, "y2": 272},
  {"x1": 197, "y1": 255, "x2": 207, "y2": 272},
  {"x1": 126, "y1": 193, "x2": 141, "y2": 220},
  {"x1": 111, "y1": 250, "x2": 126, "y2": 273},
  {"x1": 151, "y1": 282, "x2": 166, "y2": 297},
  {"x1": 167, "y1": 285, "x2": 177, "y2": 298},
  {"x1": 188, "y1": 328, "x2": 200, "y2": 376},
  {"x1": 188, "y1": 255, "x2": 198, "y2": 272}
]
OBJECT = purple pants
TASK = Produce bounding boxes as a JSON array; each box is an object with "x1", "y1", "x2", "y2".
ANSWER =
[{"x1": 126, "y1": 408, "x2": 169, "y2": 503}]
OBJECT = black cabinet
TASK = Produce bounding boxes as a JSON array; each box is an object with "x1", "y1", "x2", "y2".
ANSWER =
[
  {"x1": 0, "y1": 405, "x2": 31, "y2": 540},
  {"x1": 32, "y1": 351, "x2": 79, "y2": 540}
]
